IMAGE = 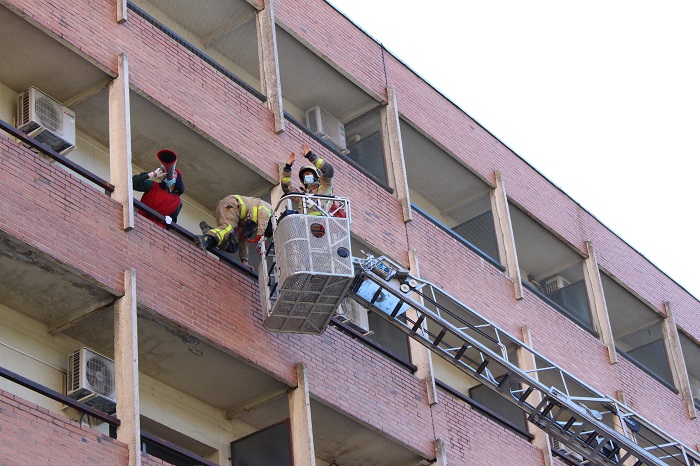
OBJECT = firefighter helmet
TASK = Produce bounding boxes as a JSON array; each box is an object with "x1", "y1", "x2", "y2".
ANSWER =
[{"x1": 299, "y1": 165, "x2": 320, "y2": 183}]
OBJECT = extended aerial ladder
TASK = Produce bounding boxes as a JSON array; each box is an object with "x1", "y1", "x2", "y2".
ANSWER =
[{"x1": 258, "y1": 193, "x2": 700, "y2": 466}]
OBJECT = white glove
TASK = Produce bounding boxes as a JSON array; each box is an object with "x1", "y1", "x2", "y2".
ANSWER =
[
  {"x1": 164, "y1": 216, "x2": 172, "y2": 225},
  {"x1": 149, "y1": 167, "x2": 166, "y2": 180}
]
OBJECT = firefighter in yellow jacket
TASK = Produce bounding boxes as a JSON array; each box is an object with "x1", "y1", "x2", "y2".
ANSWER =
[
  {"x1": 195, "y1": 195, "x2": 272, "y2": 269},
  {"x1": 281, "y1": 143, "x2": 334, "y2": 212}
]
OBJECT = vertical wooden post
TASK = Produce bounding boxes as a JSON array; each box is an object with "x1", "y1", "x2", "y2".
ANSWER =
[
  {"x1": 289, "y1": 362, "x2": 316, "y2": 465},
  {"x1": 491, "y1": 171, "x2": 522, "y2": 299},
  {"x1": 109, "y1": 53, "x2": 134, "y2": 231},
  {"x1": 114, "y1": 268, "x2": 141, "y2": 466},
  {"x1": 407, "y1": 249, "x2": 437, "y2": 405},
  {"x1": 116, "y1": 0, "x2": 127, "y2": 23},
  {"x1": 583, "y1": 241, "x2": 618, "y2": 364},
  {"x1": 662, "y1": 302, "x2": 697, "y2": 419},
  {"x1": 434, "y1": 437, "x2": 448, "y2": 465},
  {"x1": 256, "y1": 0, "x2": 285, "y2": 133},
  {"x1": 383, "y1": 86, "x2": 412, "y2": 222},
  {"x1": 517, "y1": 326, "x2": 553, "y2": 466}
]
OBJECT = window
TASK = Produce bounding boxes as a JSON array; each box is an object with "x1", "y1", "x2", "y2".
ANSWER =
[
  {"x1": 510, "y1": 204, "x2": 593, "y2": 332},
  {"x1": 601, "y1": 273, "x2": 674, "y2": 388},
  {"x1": 678, "y1": 331, "x2": 700, "y2": 407},
  {"x1": 401, "y1": 119, "x2": 500, "y2": 265}
]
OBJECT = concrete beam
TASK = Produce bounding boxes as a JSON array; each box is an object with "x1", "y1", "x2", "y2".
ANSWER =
[
  {"x1": 662, "y1": 302, "x2": 697, "y2": 419},
  {"x1": 517, "y1": 326, "x2": 553, "y2": 466},
  {"x1": 256, "y1": 0, "x2": 285, "y2": 133},
  {"x1": 582, "y1": 241, "x2": 617, "y2": 364},
  {"x1": 47, "y1": 297, "x2": 115, "y2": 335},
  {"x1": 202, "y1": 11, "x2": 255, "y2": 47},
  {"x1": 245, "y1": 0, "x2": 264, "y2": 11},
  {"x1": 108, "y1": 53, "x2": 134, "y2": 231},
  {"x1": 288, "y1": 362, "x2": 316, "y2": 465},
  {"x1": 225, "y1": 388, "x2": 288, "y2": 419},
  {"x1": 491, "y1": 171, "x2": 522, "y2": 299},
  {"x1": 407, "y1": 248, "x2": 437, "y2": 405},
  {"x1": 63, "y1": 79, "x2": 112, "y2": 107},
  {"x1": 383, "y1": 86, "x2": 412, "y2": 222},
  {"x1": 114, "y1": 268, "x2": 141, "y2": 466}
]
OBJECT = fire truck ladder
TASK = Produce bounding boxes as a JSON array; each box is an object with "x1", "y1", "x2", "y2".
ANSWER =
[{"x1": 348, "y1": 256, "x2": 700, "y2": 466}]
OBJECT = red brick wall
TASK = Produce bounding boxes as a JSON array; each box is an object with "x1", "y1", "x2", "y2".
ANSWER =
[
  {"x1": 0, "y1": 390, "x2": 129, "y2": 466},
  {"x1": 0, "y1": 128, "x2": 431, "y2": 455},
  {"x1": 433, "y1": 389, "x2": 545, "y2": 466}
]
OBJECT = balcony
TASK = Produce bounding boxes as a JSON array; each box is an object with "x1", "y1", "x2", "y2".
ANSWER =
[
  {"x1": 401, "y1": 118, "x2": 500, "y2": 265},
  {"x1": 509, "y1": 204, "x2": 593, "y2": 332},
  {"x1": 601, "y1": 272, "x2": 675, "y2": 389}
]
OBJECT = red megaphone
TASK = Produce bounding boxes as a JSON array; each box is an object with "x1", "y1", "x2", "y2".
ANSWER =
[{"x1": 156, "y1": 150, "x2": 178, "y2": 181}]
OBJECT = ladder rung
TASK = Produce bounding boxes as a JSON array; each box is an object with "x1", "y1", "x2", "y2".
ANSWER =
[
  {"x1": 370, "y1": 287, "x2": 383, "y2": 304},
  {"x1": 390, "y1": 300, "x2": 404, "y2": 318},
  {"x1": 454, "y1": 345, "x2": 467, "y2": 361},
  {"x1": 562, "y1": 417, "x2": 577, "y2": 432},
  {"x1": 432, "y1": 329, "x2": 447, "y2": 348},
  {"x1": 583, "y1": 431, "x2": 598, "y2": 446},
  {"x1": 411, "y1": 315, "x2": 426, "y2": 332},
  {"x1": 518, "y1": 386, "x2": 534, "y2": 403},
  {"x1": 475, "y1": 360, "x2": 489, "y2": 375}
]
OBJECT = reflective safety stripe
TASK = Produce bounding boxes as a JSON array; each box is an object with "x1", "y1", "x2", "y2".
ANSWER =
[
  {"x1": 233, "y1": 195, "x2": 247, "y2": 220},
  {"x1": 251, "y1": 205, "x2": 272, "y2": 223},
  {"x1": 209, "y1": 224, "x2": 233, "y2": 246}
]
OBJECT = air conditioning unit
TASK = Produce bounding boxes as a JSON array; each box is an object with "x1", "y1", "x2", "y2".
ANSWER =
[
  {"x1": 305, "y1": 105, "x2": 347, "y2": 152},
  {"x1": 16, "y1": 87, "x2": 76, "y2": 155},
  {"x1": 544, "y1": 275, "x2": 570, "y2": 295},
  {"x1": 67, "y1": 347, "x2": 116, "y2": 414},
  {"x1": 551, "y1": 438, "x2": 584, "y2": 463},
  {"x1": 336, "y1": 298, "x2": 372, "y2": 335}
]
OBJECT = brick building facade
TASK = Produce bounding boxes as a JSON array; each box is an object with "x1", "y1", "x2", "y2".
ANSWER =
[{"x1": 0, "y1": 0, "x2": 698, "y2": 465}]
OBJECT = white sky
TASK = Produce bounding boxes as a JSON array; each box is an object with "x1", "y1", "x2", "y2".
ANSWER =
[{"x1": 327, "y1": 0, "x2": 700, "y2": 300}]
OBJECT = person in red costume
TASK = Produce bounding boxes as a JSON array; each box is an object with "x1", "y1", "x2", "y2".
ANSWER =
[{"x1": 132, "y1": 151, "x2": 185, "y2": 227}]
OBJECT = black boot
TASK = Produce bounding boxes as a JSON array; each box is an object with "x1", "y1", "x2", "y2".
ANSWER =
[
  {"x1": 194, "y1": 234, "x2": 217, "y2": 252},
  {"x1": 199, "y1": 221, "x2": 212, "y2": 234}
]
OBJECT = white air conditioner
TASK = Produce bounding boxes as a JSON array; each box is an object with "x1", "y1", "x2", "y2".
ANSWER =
[
  {"x1": 337, "y1": 298, "x2": 372, "y2": 335},
  {"x1": 551, "y1": 438, "x2": 584, "y2": 463},
  {"x1": 305, "y1": 105, "x2": 347, "y2": 152},
  {"x1": 544, "y1": 275, "x2": 570, "y2": 295},
  {"x1": 67, "y1": 347, "x2": 116, "y2": 414},
  {"x1": 16, "y1": 87, "x2": 76, "y2": 155}
]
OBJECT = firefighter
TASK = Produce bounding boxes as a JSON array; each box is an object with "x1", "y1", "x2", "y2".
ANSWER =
[
  {"x1": 195, "y1": 195, "x2": 273, "y2": 270},
  {"x1": 282, "y1": 143, "x2": 334, "y2": 196},
  {"x1": 281, "y1": 143, "x2": 338, "y2": 216}
]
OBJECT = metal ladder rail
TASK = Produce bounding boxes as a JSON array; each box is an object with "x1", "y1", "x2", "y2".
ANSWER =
[
  {"x1": 407, "y1": 278, "x2": 700, "y2": 466},
  {"x1": 348, "y1": 271, "x2": 670, "y2": 466}
]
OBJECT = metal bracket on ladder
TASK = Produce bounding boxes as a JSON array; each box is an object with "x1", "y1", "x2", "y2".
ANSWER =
[{"x1": 347, "y1": 262, "x2": 700, "y2": 466}]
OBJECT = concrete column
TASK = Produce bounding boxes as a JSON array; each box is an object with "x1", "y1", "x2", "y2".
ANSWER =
[
  {"x1": 114, "y1": 268, "x2": 141, "y2": 466},
  {"x1": 407, "y1": 249, "x2": 437, "y2": 405},
  {"x1": 582, "y1": 241, "x2": 617, "y2": 364},
  {"x1": 661, "y1": 302, "x2": 697, "y2": 419},
  {"x1": 491, "y1": 171, "x2": 522, "y2": 299},
  {"x1": 382, "y1": 86, "x2": 412, "y2": 222},
  {"x1": 109, "y1": 53, "x2": 134, "y2": 231},
  {"x1": 516, "y1": 326, "x2": 554, "y2": 466},
  {"x1": 256, "y1": 0, "x2": 285, "y2": 133},
  {"x1": 288, "y1": 362, "x2": 316, "y2": 466},
  {"x1": 116, "y1": 0, "x2": 127, "y2": 23},
  {"x1": 434, "y1": 438, "x2": 448, "y2": 466}
]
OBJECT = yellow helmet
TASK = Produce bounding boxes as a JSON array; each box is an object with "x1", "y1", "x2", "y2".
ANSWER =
[{"x1": 299, "y1": 165, "x2": 320, "y2": 183}]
